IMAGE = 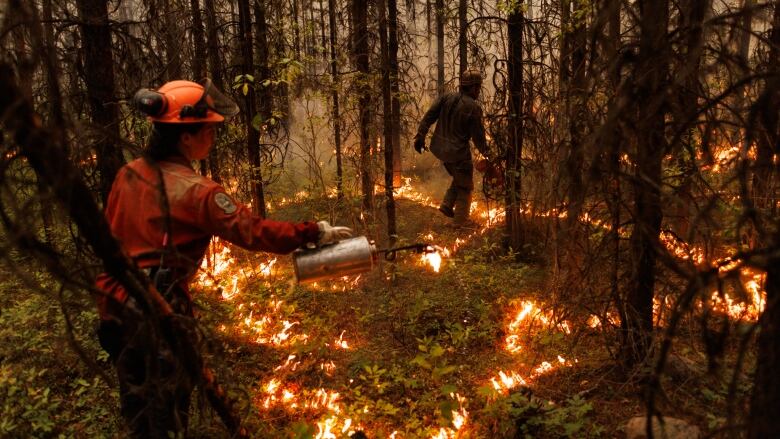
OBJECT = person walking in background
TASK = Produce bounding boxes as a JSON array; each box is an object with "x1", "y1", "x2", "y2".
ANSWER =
[{"x1": 413, "y1": 69, "x2": 493, "y2": 228}]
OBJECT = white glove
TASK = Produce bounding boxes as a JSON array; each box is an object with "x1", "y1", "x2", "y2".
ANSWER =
[{"x1": 317, "y1": 221, "x2": 353, "y2": 245}]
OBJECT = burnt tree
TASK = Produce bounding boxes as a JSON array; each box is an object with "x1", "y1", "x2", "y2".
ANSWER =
[
  {"x1": 352, "y1": 0, "x2": 373, "y2": 212},
  {"x1": 329, "y1": 0, "x2": 344, "y2": 199},
  {"x1": 505, "y1": 3, "x2": 524, "y2": 252},
  {"x1": 75, "y1": 0, "x2": 124, "y2": 203},
  {"x1": 237, "y1": 0, "x2": 267, "y2": 216},
  {"x1": 620, "y1": 0, "x2": 669, "y2": 368}
]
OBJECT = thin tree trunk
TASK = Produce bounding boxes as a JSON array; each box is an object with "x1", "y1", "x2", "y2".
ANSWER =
[
  {"x1": 329, "y1": 0, "x2": 344, "y2": 199},
  {"x1": 190, "y1": 0, "x2": 209, "y2": 176},
  {"x1": 254, "y1": 0, "x2": 273, "y2": 129},
  {"x1": 435, "y1": 0, "x2": 445, "y2": 95},
  {"x1": 237, "y1": 0, "x2": 266, "y2": 216},
  {"x1": 389, "y1": 0, "x2": 402, "y2": 188},
  {"x1": 379, "y1": 0, "x2": 397, "y2": 241},
  {"x1": 458, "y1": 0, "x2": 467, "y2": 74},
  {"x1": 621, "y1": 0, "x2": 669, "y2": 368},
  {"x1": 352, "y1": 0, "x2": 372, "y2": 211},
  {"x1": 292, "y1": 0, "x2": 301, "y2": 58},
  {"x1": 505, "y1": 5, "x2": 524, "y2": 252},
  {"x1": 162, "y1": 0, "x2": 183, "y2": 80},
  {"x1": 40, "y1": 0, "x2": 63, "y2": 243},
  {"x1": 204, "y1": 0, "x2": 223, "y2": 183},
  {"x1": 319, "y1": 0, "x2": 328, "y2": 61},
  {"x1": 606, "y1": 0, "x2": 622, "y2": 326},
  {"x1": 752, "y1": 2, "x2": 779, "y2": 216},
  {"x1": 75, "y1": 0, "x2": 124, "y2": 204}
]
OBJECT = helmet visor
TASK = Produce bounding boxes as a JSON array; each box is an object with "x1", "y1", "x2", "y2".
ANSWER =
[{"x1": 198, "y1": 78, "x2": 240, "y2": 120}]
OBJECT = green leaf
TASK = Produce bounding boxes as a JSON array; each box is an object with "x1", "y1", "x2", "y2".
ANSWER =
[
  {"x1": 430, "y1": 344, "x2": 445, "y2": 358},
  {"x1": 242, "y1": 83, "x2": 249, "y2": 96},
  {"x1": 440, "y1": 384, "x2": 457, "y2": 395},
  {"x1": 411, "y1": 355, "x2": 431, "y2": 370},
  {"x1": 433, "y1": 365, "x2": 457, "y2": 378},
  {"x1": 251, "y1": 114, "x2": 263, "y2": 131}
]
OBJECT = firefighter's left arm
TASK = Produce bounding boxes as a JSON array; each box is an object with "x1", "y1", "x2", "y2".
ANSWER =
[{"x1": 199, "y1": 187, "x2": 320, "y2": 254}]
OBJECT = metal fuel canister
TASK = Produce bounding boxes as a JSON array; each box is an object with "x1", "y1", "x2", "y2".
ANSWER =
[{"x1": 293, "y1": 236, "x2": 378, "y2": 283}]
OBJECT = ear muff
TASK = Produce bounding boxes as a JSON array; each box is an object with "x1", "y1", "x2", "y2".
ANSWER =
[{"x1": 132, "y1": 89, "x2": 167, "y2": 117}]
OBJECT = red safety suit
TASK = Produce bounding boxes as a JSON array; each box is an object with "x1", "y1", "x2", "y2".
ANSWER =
[
  {"x1": 95, "y1": 155, "x2": 320, "y2": 438},
  {"x1": 96, "y1": 155, "x2": 320, "y2": 319}
]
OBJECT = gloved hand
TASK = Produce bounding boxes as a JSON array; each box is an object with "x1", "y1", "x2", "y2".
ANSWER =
[
  {"x1": 413, "y1": 135, "x2": 426, "y2": 154},
  {"x1": 317, "y1": 221, "x2": 353, "y2": 246}
]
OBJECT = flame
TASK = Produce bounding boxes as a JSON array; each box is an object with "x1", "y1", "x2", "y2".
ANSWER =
[
  {"x1": 421, "y1": 246, "x2": 450, "y2": 272},
  {"x1": 395, "y1": 177, "x2": 438, "y2": 208},
  {"x1": 259, "y1": 258, "x2": 277, "y2": 276},
  {"x1": 430, "y1": 393, "x2": 469, "y2": 439},
  {"x1": 332, "y1": 330, "x2": 350, "y2": 349},
  {"x1": 660, "y1": 233, "x2": 767, "y2": 321}
]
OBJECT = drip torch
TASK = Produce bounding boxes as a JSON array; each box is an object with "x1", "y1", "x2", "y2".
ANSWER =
[{"x1": 292, "y1": 236, "x2": 441, "y2": 283}]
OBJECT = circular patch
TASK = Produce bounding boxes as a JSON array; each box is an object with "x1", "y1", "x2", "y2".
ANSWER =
[{"x1": 214, "y1": 192, "x2": 237, "y2": 214}]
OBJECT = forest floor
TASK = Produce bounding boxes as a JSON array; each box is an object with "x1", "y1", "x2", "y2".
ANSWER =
[{"x1": 0, "y1": 176, "x2": 756, "y2": 438}]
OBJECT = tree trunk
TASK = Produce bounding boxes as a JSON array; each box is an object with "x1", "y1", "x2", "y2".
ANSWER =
[
  {"x1": 190, "y1": 0, "x2": 208, "y2": 176},
  {"x1": 749, "y1": 238, "x2": 780, "y2": 436},
  {"x1": 162, "y1": 0, "x2": 183, "y2": 80},
  {"x1": 191, "y1": 0, "x2": 207, "y2": 80},
  {"x1": 329, "y1": 0, "x2": 344, "y2": 199},
  {"x1": 352, "y1": 0, "x2": 373, "y2": 211},
  {"x1": 620, "y1": 0, "x2": 669, "y2": 368},
  {"x1": 40, "y1": 0, "x2": 63, "y2": 243},
  {"x1": 752, "y1": 2, "x2": 779, "y2": 217},
  {"x1": 435, "y1": 0, "x2": 445, "y2": 95},
  {"x1": 203, "y1": 0, "x2": 223, "y2": 184},
  {"x1": 379, "y1": 0, "x2": 397, "y2": 241},
  {"x1": 558, "y1": 0, "x2": 588, "y2": 285},
  {"x1": 75, "y1": 0, "x2": 124, "y2": 204},
  {"x1": 747, "y1": 6, "x2": 780, "y2": 435},
  {"x1": 237, "y1": 0, "x2": 266, "y2": 216},
  {"x1": 319, "y1": 0, "x2": 328, "y2": 61},
  {"x1": 292, "y1": 0, "x2": 301, "y2": 58},
  {"x1": 505, "y1": 5, "x2": 524, "y2": 252},
  {"x1": 565, "y1": 0, "x2": 587, "y2": 222},
  {"x1": 254, "y1": 0, "x2": 273, "y2": 130},
  {"x1": 458, "y1": 0, "x2": 467, "y2": 74},
  {"x1": 389, "y1": 0, "x2": 402, "y2": 188},
  {"x1": 606, "y1": 0, "x2": 622, "y2": 325}
]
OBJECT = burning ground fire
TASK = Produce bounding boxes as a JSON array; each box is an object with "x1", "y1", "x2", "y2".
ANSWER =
[
  {"x1": 195, "y1": 233, "x2": 565, "y2": 437},
  {"x1": 192, "y1": 178, "x2": 769, "y2": 437},
  {"x1": 659, "y1": 232, "x2": 766, "y2": 321},
  {"x1": 490, "y1": 300, "x2": 578, "y2": 394}
]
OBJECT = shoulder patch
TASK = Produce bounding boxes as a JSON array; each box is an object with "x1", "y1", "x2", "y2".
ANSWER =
[{"x1": 214, "y1": 192, "x2": 237, "y2": 214}]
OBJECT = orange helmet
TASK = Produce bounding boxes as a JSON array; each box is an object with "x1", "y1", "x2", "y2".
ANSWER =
[{"x1": 132, "y1": 79, "x2": 239, "y2": 123}]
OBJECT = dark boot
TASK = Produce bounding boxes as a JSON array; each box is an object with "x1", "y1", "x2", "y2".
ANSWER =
[
  {"x1": 453, "y1": 192, "x2": 476, "y2": 227},
  {"x1": 439, "y1": 188, "x2": 457, "y2": 218}
]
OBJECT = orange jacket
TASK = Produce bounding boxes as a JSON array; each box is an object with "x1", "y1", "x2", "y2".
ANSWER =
[{"x1": 96, "y1": 155, "x2": 319, "y2": 318}]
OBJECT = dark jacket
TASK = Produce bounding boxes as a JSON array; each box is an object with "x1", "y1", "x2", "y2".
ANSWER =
[{"x1": 415, "y1": 92, "x2": 489, "y2": 163}]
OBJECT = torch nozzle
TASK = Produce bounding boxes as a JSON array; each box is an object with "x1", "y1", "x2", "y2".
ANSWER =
[{"x1": 380, "y1": 243, "x2": 436, "y2": 261}]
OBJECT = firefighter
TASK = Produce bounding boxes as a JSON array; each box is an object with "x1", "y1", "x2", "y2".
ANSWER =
[
  {"x1": 413, "y1": 69, "x2": 492, "y2": 227},
  {"x1": 95, "y1": 79, "x2": 352, "y2": 438}
]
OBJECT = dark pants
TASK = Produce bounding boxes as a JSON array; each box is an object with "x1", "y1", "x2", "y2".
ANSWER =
[
  {"x1": 442, "y1": 160, "x2": 474, "y2": 222},
  {"x1": 98, "y1": 289, "x2": 195, "y2": 439}
]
